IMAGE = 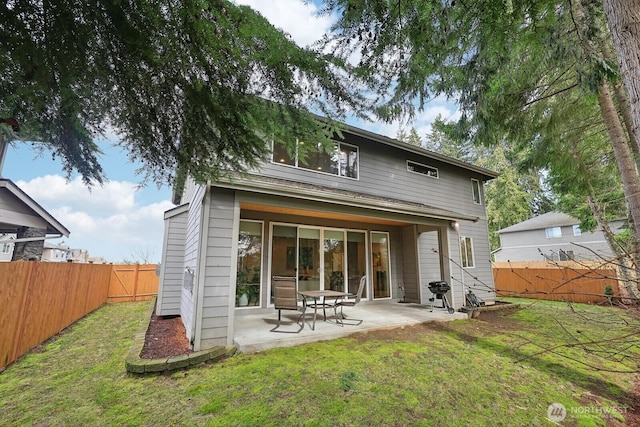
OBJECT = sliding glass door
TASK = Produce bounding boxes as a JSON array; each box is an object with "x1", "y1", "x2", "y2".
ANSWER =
[
  {"x1": 298, "y1": 228, "x2": 320, "y2": 292},
  {"x1": 371, "y1": 231, "x2": 391, "y2": 299},
  {"x1": 269, "y1": 224, "x2": 369, "y2": 305},
  {"x1": 324, "y1": 230, "x2": 345, "y2": 292},
  {"x1": 347, "y1": 231, "x2": 367, "y2": 297}
]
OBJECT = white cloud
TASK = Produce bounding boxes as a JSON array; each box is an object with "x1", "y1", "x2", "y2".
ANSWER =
[
  {"x1": 14, "y1": 176, "x2": 173, "y2": 263},
  {"x1": 236, "y1": 0, "x2": 332, "y2": 47}
]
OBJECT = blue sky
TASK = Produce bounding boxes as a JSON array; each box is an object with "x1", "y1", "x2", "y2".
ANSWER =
[
  {"x1": 3, "y1": 0, "x2": 459, "y2": 263},
  {"x1": 4, "y1": 140, "x2": 173, "y2": 263}
]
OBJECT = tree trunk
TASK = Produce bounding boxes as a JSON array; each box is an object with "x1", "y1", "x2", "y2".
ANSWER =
[
  {"x1": 587, "y1": 196, "x2": 638, "y2": 299},
  {"x1": 603, "y1": 0, "x2": 640, "y2": 156},
  {"x1": 11, "y1": 227, "x2": 46, "y2": 261},
  {"x1": 597, "y1": 82, "x2": 640, "y2": 245}
]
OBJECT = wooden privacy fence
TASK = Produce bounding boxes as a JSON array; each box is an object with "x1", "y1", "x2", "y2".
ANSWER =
[
  {"x1": 493, "y1": 261, "x2": 620, "y2": 304},
  {"x1": 0, "y1": 262, "x2": 158, "y2": 369}
]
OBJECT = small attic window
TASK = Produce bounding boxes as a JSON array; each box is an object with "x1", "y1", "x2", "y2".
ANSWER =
[{"x1": 407, "y1": 160, "x2": 438, "y2": 178}]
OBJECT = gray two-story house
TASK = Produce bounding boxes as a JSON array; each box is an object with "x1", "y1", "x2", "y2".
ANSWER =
[
  {"x1": 493, "y1": 211, "x2": 625, "y2": 262},
  {"x1": 156, "y1": 123, "x2": 498, "y2": 351}
]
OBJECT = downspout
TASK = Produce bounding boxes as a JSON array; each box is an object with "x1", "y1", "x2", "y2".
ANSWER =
[{"x1": 191, "y1": 186, "x2": 211, "y2": 351}]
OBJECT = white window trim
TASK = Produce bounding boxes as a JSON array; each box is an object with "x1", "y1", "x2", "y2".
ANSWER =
[
  {"x1": 460, "y1": 236, "x2": 476, "y2": 268},
  {"x1": 270, "y1": 139, "x2": 360, "y2": 180},
  {"x1": 545, "y1": 227, "x2": 562, "y2": 238},
  {"x1": 407, "y1": 160, "x2": 439, "y2": 179},
  {"x1": 572, "y1": 225, "x2": 582, "y2": 236},
  {"x1": 471, "y1": 178, "x2": 482, "y2": 205}
]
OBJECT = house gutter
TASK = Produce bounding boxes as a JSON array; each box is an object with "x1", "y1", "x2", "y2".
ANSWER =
[{"x1": 9, "y1": 234, "x2": 64, "y2": 243}]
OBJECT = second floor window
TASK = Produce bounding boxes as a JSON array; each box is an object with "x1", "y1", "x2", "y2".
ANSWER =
[
  {"x1": 545, "y1": 227, "x2": 562, "y2": 238},
  {"x1": 272, "y1": 140, "x2": 358, "y2": 179},
  {"x1": 471, "y1": 179, "x2": 482, "y2": 204},
  {"x1": 573, "y1": 225, "x2": 582, "y2": 236},
  {"x1": 407, "y1": 160, "x2": 438, "y2": 178}
]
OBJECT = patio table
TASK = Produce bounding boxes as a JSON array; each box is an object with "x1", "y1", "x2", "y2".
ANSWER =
[{"x1": 298, "y1": 290, "x2": 351, "y2": 330}]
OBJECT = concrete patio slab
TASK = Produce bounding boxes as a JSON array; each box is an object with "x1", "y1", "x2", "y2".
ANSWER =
[{"x1": 233, "y1": 301, "x2": 468, "y2": 353}]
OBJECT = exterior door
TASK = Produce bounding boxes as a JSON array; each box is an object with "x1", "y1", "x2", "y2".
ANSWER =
[{"x1": 371, "y1": 231, "x2": 391, "y2": 299}]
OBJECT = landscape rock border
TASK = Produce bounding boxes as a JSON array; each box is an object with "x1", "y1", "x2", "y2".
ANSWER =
[{"x1": 125, "y1": 299, "x2": 236, "y2": 374}]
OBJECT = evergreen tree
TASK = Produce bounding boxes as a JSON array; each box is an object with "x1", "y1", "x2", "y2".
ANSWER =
[{"x1": 0, "y1": 0, "x2": 366, "y2": 186}]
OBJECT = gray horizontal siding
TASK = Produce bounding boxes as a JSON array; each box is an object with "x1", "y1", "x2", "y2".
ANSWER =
[
  {"x1": 157, "y1": 209, "x2": 187, "y2": 316},
  {"x1": 257, "y1": 134, "x2": 488, "y2": 221},
  {"x1": 458, "y1": 220, "x2": 495, "y2": 304},
  {"x1": 181, "y1": 185, "x2": 206, "y2": 341},
  {"x1": 199, "y1": 188, "x2": 236, "y2": 348},
  {"x1": 418, "y1": 230, "x2": 442, "y2": 304}
]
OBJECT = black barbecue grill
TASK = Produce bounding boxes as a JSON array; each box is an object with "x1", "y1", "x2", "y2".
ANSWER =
[{"x1": 428, "y1": 281, "x2": 455, "y2": 314}]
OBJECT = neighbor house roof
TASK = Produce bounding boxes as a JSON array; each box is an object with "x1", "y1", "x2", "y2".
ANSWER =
[
  {"x1": 0, "y1": 178, "x2": 70, "y2": 236},
  {"x1": 498, "y1": 211, "x2": 577, "y2": 234}
]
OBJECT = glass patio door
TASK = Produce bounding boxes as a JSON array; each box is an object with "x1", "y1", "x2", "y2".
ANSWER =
[
  {"x1": 347, "y1": 231, "x2": 367, "y2": 297},
  {"x1": 371, "y1": 231, "x2": 391, "y2": 299},
  {"x1": 324, "y1": 230, "x2": 345, "y2": 292},
  {"x1": 298, "y1": 228, "x2": 320, "y2": 292},
  {"x1": 270, "y1": 224, "x2": 369, "y2": 304}
]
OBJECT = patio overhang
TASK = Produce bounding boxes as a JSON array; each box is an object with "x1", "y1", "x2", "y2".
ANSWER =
[{"x1": 212, "y1": 175, "x2": 480, "y2": 226}]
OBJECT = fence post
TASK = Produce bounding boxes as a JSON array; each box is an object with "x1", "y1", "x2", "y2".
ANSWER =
[{"x1": 132, "y1": 264, "x2": 140, "y2": 302}]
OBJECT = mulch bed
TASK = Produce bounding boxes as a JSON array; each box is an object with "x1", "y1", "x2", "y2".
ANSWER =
[{"x1": 140, "y1": 311, "x2": 192, "y2": 359}]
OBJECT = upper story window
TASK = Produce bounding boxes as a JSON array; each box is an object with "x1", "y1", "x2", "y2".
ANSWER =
[
  {"x1": 572, "y1": 225, "x2": 581, "y2": 236},
  {"x1": 471, "y1": 179, "x2": 482, "y2": 204},
  {"x1": 272, "y1": 140, "x2": 358, "y2": 179},
  {"x1": 1, "y1": 242, "x2": 11, "y2": 254},
  {"x1": 545, "y1": 226, "x2": 562, "y2": 238},
  {"x1": 407, "y1": 160, "x2": 438, "y2": 178}
]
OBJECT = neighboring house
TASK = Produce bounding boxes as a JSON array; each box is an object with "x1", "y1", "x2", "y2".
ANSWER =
[
  {"x1": 0, "y1": 234, "x2": 14, "y2": 261},
  {"x1": 493, "y1": 211, "x2": 625, "y2": 262},
  {"x1": 156, "y1": 123, "x2": 498, "y2": 351},
  {"x1": 42, "y1": 243, "x2": 90, "y2": 263},
  {"x1": 0, "y1": 178, "x2": 70, "y2": 261},
  {"x1": 41, "y1": 242, "x2": 71, "y2": 262}
]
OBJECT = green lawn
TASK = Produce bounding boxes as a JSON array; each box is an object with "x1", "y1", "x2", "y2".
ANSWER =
[{"x1": 0, "y1": 299, "x2": 637, "y2": 426}]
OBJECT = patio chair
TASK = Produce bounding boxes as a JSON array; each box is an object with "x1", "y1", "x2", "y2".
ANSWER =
[
  {"x1": 270, "y1": 276, "x2": 304, "y2": 333},
  {"x1": 334, "y1": 275, "x2": 366, "y2": 326}
]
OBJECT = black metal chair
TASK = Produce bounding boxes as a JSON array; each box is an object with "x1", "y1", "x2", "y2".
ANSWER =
[
  {"x1": 334, "y1": 275, "x2": 366, "y2": 326},
  {"x1": 270, "y1": 276, "x2": 304, "y2": 333}
]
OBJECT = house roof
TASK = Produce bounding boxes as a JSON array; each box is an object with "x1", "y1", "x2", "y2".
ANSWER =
[
  {"x1": 215, "y1": 174, "x2": 481, "y2": 223},
  {"x1": 498, "y1": 211, "x2": 577, "y2": 234},
  {"x1": 0, "y1": 178, "x2": 70, "y2": 236}
]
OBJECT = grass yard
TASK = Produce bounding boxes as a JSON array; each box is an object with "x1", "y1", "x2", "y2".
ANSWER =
[{"x1": 0, "y1": 299, "x2": 638, "y2": 426}]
